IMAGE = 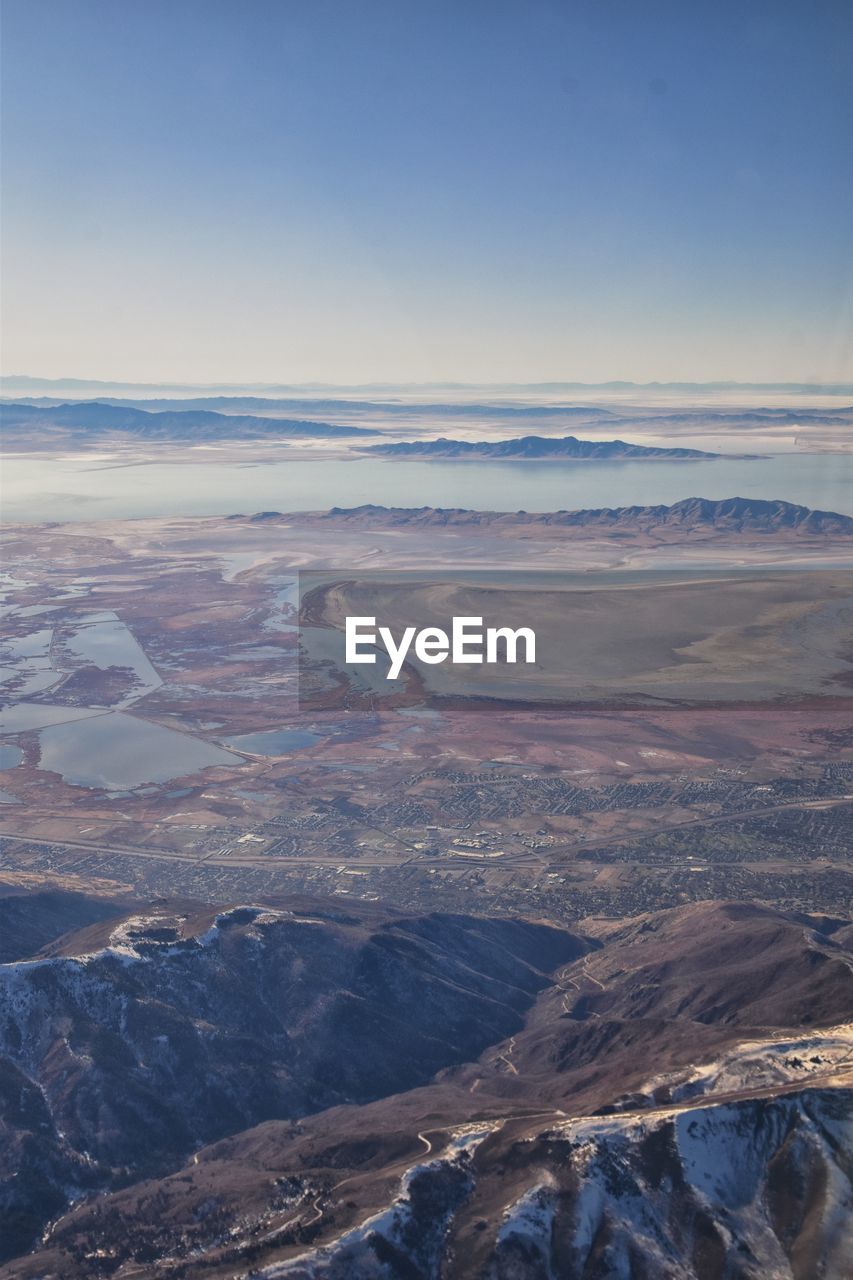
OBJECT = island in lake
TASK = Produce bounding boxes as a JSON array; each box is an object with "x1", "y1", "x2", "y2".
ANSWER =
[{"x1": 361, "y1": 433, "x2": 748, "y2": 460}]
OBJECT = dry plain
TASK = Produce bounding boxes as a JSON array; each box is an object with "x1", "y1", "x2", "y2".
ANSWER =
[{"x1": 1, "y1": 505, "x2": 851, "y2": 923}]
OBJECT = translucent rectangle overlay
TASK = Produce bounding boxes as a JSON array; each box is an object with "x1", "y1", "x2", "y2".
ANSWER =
[{"x1": 295, "y1": 567, "x2": 853, "y2": 712}]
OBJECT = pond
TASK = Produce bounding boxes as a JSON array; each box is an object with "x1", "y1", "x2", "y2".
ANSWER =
[
  {"x1": 37, "y1": 712, "x2": 241, "y2": 789},
  {"x1": 0, "y1": 744, "x2": 24, "y2": 769},
  {"x1": 224, "y1": 727, "x2": 323, "y2": 755}
]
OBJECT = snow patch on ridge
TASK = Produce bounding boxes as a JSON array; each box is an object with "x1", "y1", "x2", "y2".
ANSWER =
[
  {"x1": 258, "y1": 1124, "x2": 498, "y2": 1278},
  {"x1": 640, "y1": 1020, "x2": 853, "y2": 1103}
]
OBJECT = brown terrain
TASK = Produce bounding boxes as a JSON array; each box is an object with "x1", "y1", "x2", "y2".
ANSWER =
[
  {"x1": 1, "y1": 499, "x2": 852, "y2": 1276},
  {"x1": 0, "y1": 895, "x2": 850, "y2": 1278}
]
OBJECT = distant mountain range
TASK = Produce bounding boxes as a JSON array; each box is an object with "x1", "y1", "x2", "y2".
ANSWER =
[
  {"x1": 3, "y1": 399, "x2": 850, "y2": 455},
  {"x1": 362, "y1": 434, "x2": 726, "y2": 460},
  {"x1": 5, "y1": 395, "x2": 617, "y2": 419},
  {"x1": 291, "y1": 496, "x2": 853, "y2": 535},
  {"x1": 0, "y1": 401, "x2": 374, "y2": 441},
  {"x1": 605, "y1": 408, "x2": 853, "y2": 427},
  {"x1": 4, "y1": 374, "x2": 853, "y2": 394},
  {"x1": 5, "y1": 896, "x2": 852, "y2": 1277},
  {"x1": 6, "y1": 395, "x2": 853, "y2": 428}
]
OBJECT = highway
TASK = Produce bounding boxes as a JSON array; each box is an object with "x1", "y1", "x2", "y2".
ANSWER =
[{"x1": 1, "y1": 792, "x2": 850, "y2": 874}]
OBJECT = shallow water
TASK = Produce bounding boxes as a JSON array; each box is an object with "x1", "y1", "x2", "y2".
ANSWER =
[
  {"x1": 0, "y1": 629, "x2": 53, "y2": 660},
  {"x1": 224, "y1": 727, "x2": 322, "y2": 755},
  {"x1": 37, "y1": 711, "x2": 241, "y2": 789},
  {"x1": 61, "y1": 616, "x2": 162, "y2": 703},
  {"x1": 0, "y1": 704, "x2": 102, "y2": 733},
  {"x1": 4, "y1": 451, "x2": 852, "y2": 521},
  {"x1": 0, "y1": 744, "x2": 23, "y2": 769}
]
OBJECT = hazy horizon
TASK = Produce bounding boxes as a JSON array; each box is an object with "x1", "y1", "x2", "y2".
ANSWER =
[{"x1": 4, "y1": 373, "x2": 853, "y2": 395}]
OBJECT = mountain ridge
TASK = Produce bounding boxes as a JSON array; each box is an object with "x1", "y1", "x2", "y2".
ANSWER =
[
  {"x1": 0, "y1": 401, "x2": 374, "y2": 440},
  {"x1": 3, "y1": 897, "x2": 853, "y2": 1274},
  {"x1": 0, "y1": 900, "x2": 584, "y2": 1259},
  {"x1": 361, "y1": 434, "x2": 728, "y2": 460},
  {"x1": 242, "y1": 496, "x2": 853, "y2": 534}
]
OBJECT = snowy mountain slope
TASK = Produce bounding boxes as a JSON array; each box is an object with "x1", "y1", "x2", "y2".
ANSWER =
[
  {"x1": 230, "y1": 1009, "x2": 853, "y2": 1280},
  {"x1": 640, "y1": 1021, "x2": 853, "y2": 1105},
  {"x1": 483, "y1": 1088, "x2": 853, "y2": 1280},
  {"x1": 241, "y1": 1080, "x2": 853, "y2": 1280},
  {"x1": 259, "y1": 1126, "x2": 499, "y2": 1279},
  {"x1": 4, "y1": 900, "x2": 853, "y2": 1278},
  {"x1": 0, "y1": 901, "x2": 582, "y2": 1260}
]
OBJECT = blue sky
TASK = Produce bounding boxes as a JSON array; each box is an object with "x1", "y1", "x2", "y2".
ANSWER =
[{"x1": 2, "y1": 0, "x2": 852, "y2": 383}]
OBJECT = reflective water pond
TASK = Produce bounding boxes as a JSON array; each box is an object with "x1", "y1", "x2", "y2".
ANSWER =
[
  {"x1": 37, "y1": 712, "x2": 241, "y2": 789},
  {"x1": 60, "y1": 615, "x2": 162, "y2": 704},
  {"x1": 224, "y1": 727, "x2": 322, "y2": 755},
  {"x1": 0, "y1": 744, "x2": 24, "y2": 769}
]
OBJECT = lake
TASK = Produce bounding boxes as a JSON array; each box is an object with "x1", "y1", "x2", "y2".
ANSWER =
[
  {"x1": 0, "y1": 744, "x2": 23, "y2": 769},
  {"x1": 36, "y1": 711, "x2": 241, "y2": 790},
  {"x1": 224, "y1": 727, "x2": 322, "y2": 755},
  {"x1": 3, "y1": 451, "x2": 852, "y2": 521},
  {"x1": 61, "y1": 614, "x2": 162, "y2": 705}
]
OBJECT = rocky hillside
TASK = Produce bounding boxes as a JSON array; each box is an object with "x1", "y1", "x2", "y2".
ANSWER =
[
  {"x1": 0, "y1": 889, "x2": 129, "y2": 964},
  {"x1": 262, "y1": 1086, "x2": 853, "y2": 1280},
  {"x1": 0, "y1": 901, "x2": 583, "y2": 1260},
  {"x1": 4, "y1": 900, "x2": 852, "y2": 1278}
]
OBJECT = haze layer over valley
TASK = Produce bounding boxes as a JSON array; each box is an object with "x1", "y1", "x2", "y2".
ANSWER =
[{"x1": 3, "y1": 386, "x2": 852, "y2": 524}]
